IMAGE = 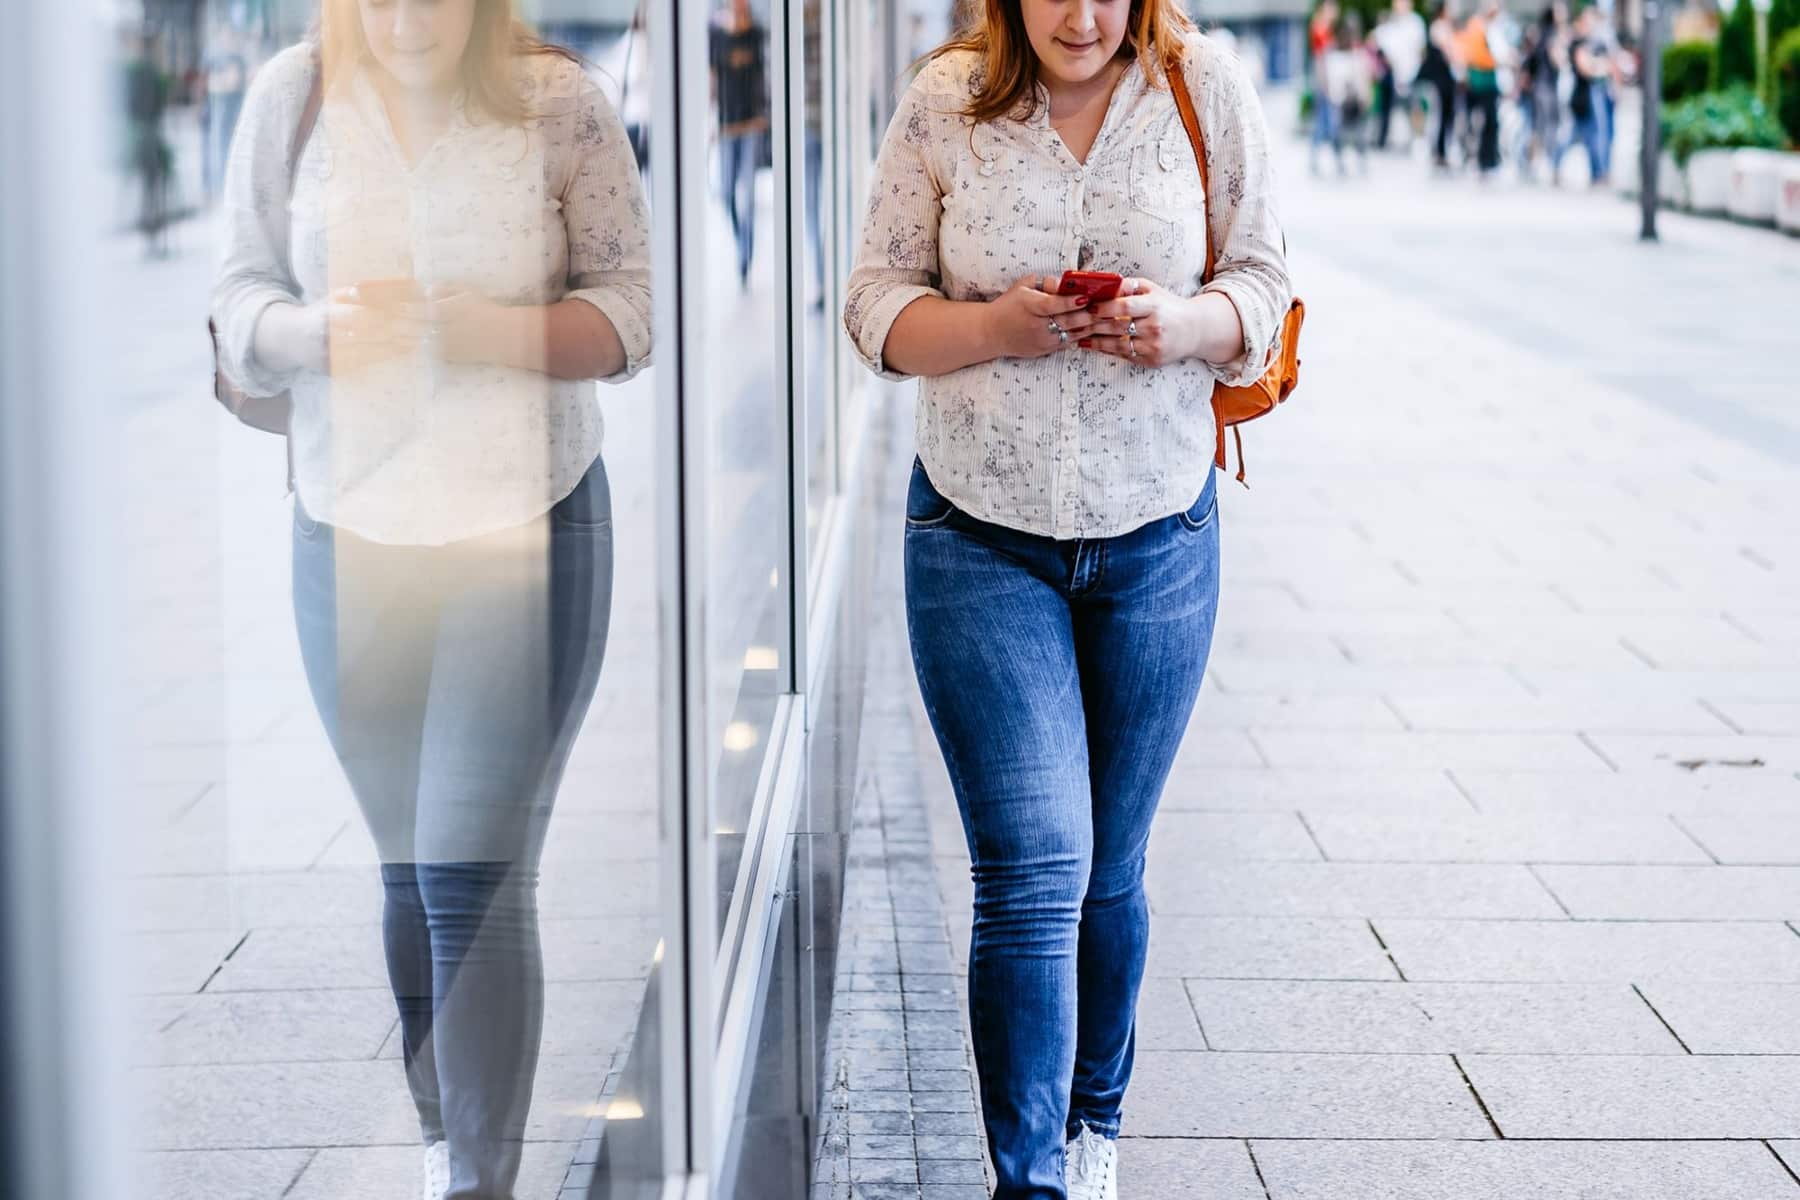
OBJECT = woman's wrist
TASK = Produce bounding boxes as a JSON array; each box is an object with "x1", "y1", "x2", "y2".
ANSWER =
[{"x1": 253, "y1": 299, "x2": 327, "y2": 376}]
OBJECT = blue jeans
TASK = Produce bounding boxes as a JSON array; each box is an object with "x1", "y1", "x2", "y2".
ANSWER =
[
  {"x1": 720, "y1": 131, "x2": 760, "y2": 281},
  {"x1": 292, "y1": 457, "x2": 614, "y2": 1199},
  {"x1": 902, "y1": 458, "x2": 1221, "y2": 1200}
]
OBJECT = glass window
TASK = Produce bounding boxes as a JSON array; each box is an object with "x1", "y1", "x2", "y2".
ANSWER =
[
  {"x1": 113, "y1": 3, "x2": 673, "y2": 1196},
  {"x1": 702, "y1": 0, "x2": 789, "y2": 959}
]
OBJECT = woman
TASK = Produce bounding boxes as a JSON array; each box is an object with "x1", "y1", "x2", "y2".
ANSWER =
[
  {"x1": 843, "y1": 2, "x2": 1289, "y2": 1198},
  {"x1": 710, "y1": 0, "x2": 770, "y2": 286},
  {"x1": 1421, "y1": 0, "x2": 1461, "y2": 168},
  {"x1": 210, "y1": 1, "x2": 651, "y2": 1196}
]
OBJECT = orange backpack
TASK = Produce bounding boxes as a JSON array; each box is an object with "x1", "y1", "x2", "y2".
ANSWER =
[{"x1": 1170, "y1": 58, "x2": 1305, "y2": 484}]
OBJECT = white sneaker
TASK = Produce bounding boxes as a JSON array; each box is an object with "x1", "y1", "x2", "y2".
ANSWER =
[
  {"x1": 1064, "y1": 1122, "x2": 1118, "y2": 1200},
  {"x1": 422, "y1": 1140, "x2": 450, "y2": 1200}
]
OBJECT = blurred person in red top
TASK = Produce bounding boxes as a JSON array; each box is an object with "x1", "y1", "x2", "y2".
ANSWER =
[{"x1": 1308, "y1": 0, "x2": 1343, "y2": 172}]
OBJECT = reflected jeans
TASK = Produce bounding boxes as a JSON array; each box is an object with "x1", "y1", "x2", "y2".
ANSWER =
[
  {"x1": 720, "y1": 131, "x2": 760, "y2": 281},
  {"x1": 902, "y1": 458, "x2": 1221, "y2": 1200},
  {"x1": 292, "y1": 457, "x2": 614, "y2": 1199}
]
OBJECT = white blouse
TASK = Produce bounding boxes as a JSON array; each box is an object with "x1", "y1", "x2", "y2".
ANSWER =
[
  {"x1": 212, "y1": 43, "x2": 653, "y2": 546},
  {"x1": 844, "y1": 32, "x2": 1290, "y2": 540}
]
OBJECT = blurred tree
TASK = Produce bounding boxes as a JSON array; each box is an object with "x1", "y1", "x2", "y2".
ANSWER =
[
  {"x1": 1662, "y1": 38, "x2": 1718, "y2": 100},
  {"x1": 1775, "y1": 24, "x2": 1800, "y2": 141}
]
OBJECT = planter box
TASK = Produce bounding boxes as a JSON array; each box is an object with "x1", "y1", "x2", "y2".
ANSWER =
[
  {"x1": 1776, "y1": 158, "x2": 1800, "y2": 235},
  {"x1": 1685, "y1": 148, "x2": 1734, "y2": 214},
  {"x1": 1727, "y1": 149, "x2": 1783, "y2": 225},
  {"x1": 1616, "y1": 150, "x2": 1688, "y2": 208}
]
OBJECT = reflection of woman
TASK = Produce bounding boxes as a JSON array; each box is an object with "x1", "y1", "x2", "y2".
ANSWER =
[
  {"x1": 845, "y1": 2, "x2": 1289, "y2": 1197},
  {"x1": 209, "y1": 1, "x2": 651, "y2": 1197}
]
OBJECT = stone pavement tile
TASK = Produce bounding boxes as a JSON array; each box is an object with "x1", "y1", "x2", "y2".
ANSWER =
[
  {"x1": 1187, "y1": 693, "x2": 1406, "y2": 731},
  {"x1": 1451, "y1": 768, "x2": 1800, "y2": 816},
  {"x1": 1250, "y1": 1138, "x2": 1800, "y2": 1200},
  {"x1": 1208, "y1": 662, "x2": 1532, "y2": 698},
  {"x1": 287, "y1": 1141, "x2": 575, "y2": 1200},
  {"x1": 139, "y1": 1149, "x2": 313, "y2": 1200},
  {"x1": 1166, "y1": 730, "x2": 1266, "y2": 770},
  {"x1": 1459, "y1": 1053, "x2": 1800, "y2": 1138},
  {"x1": 1329, "y1": 630, "x2": 1647, "y2": 671},
  {"x1": 1771, "y1": 1142, "x2": 1800, "y2": 1181},
  {"x1": 1585, "y1": 734, "x2": 1800, "y2": 774},
  {"x1": 1385, "y1": 693, "x2": 1734, "y2": 735},
  {"x1": 1123, "y1": 1051, "x2": 1493, "y2": 1138},
  {"x1": 1144, "y1": 811, "x2": 1322, "y2": 863},
  {"x1": 1248, "y1": 730, "x2": 1609, "y2": 772},
  {"x1": 1533, "y1": 864, "x2": 1800, "y2": 919},
  {"x1": 1185, "y1": 980, "x2": 1681, "y2": 1054},
  {"x1": 1376, "y1": 918, "x2": 1800, "y2": 982},
  {"x1": 127, "y1": 929, "x2": 246, "y2": 995},
  {"x1": 1681, "y1": 815, "x2": 1800, "y2": 864},
  {"x1": 373, "y1": 981, "x2": 641, "y2": 1060},
  {"x1": 140, "y1": 1054, "x2": 607, "y2": 1149},
  {"x1": 1144, "y1": 862, "x2": 1565, "y2": 919},
  {"x1": 1156, "y1": 768, "x2": 1475, "y2": 814},
  {"x1": 137, "y1": 988, "x2": 394, "y2": 1066},
  {"x1": 1133, "y1": 977, "x2": 1207, "y2": 1049},
  {"x1": 1708, "y1": 701, "x2": 1800, "y2": 736},
  {"x1": 1213, "y1": 605, "x2": 1466, "y2": 638},
  {"x1": 1210, "y1": 629, "x2": 1358, "y2": 664},
  {"x1": 1301, "y1": 810, "x2": 1709, "y2": 864},
  {"x1": 1636, "y1": 983, "x2": 1800, "y2": 1053},
  {"x1": 1144, "y1": 916, "x2": 1399, "y2": 980},
  {"x1": 1115, "y1": 1138, "x2": 1265, "y2": 1198},
  {"x1": 1513, "y1": 668, "x2": 1800, "y2": 705}
]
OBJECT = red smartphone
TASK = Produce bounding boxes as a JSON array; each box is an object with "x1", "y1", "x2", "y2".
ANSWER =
[{"x1": 1056, "y1": 270, "x2": 1124, "y2": 303}]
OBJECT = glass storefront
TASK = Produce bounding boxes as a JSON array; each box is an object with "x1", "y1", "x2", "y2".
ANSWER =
[{"x1": 0, "y1": 0, "x2": 913, "y2": 1196}]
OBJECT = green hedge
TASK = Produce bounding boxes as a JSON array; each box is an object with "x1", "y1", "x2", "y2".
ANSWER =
[
  {"x1": 1777, "y1": 26, "x2": 1800, "y2": 144},
  {"x1": 1718, "y1": 0, "x2": 1757, "y2": 88},
  {"x1": 1662, "y1": 39, "x2": 1718, "y2": 102},
  {"x1": 1661, "y1": 85, "x2": 1790, "y2": 164}
]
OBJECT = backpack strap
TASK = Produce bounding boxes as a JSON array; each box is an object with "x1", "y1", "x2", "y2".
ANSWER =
[
  {"x1": 288, "y1": 49, "x2": 324, "y2": 199},
  {"x1": 1167, "y1": 58, "x2": 1213, "y2": 286}
]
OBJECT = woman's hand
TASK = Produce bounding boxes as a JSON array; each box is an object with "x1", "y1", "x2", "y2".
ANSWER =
[
  {"x1": 418, "y1": 284, "x2": 509, "y2": 367},
  {"x1": 314, "y1": 285, "x2": 428, "y2": 375},
  {"x1": 1077, "y1": 278, "x2": 1206, "y2": 369},
  {"x1": 983, "y1": 274, "x2": 1098, "y2": 360}
]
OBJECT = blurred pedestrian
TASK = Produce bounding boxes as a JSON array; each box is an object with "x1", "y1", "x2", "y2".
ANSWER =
[
  {"x1": 123, "y1": 26, "x2": 175, "y2": 256},
  {"x1": 1458, "y1": 0, "x2": 1503, "y2": 175},
  {"x1": 710, "y1": 0, "x2": 770, "y2": 287},
  {"x1": 201, "y1": 24, "x2": 249, "y2": 204},
  {"x1": 1372, "y1": 0, "x2": 1427, "y2": 149},
  {"x1": 1516, "y1": 3, "x2": 1566, "y2": 178},
  {"x1": 1324, "y1": 14, "x2": 1373, "y2": 173},
  {"x1": 1308, "y1": 0, "x2": 1342, "y2": 174},
  {"x1": 1554, "y1": 4, "x2": 1612, "y2": 184},
  {"x1": 1421, "y1": 1, "x2": 1461, "y2": 169}
]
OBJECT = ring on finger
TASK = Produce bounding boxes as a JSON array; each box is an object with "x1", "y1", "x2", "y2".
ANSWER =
[
  {"x1": 1127, "y1": 336, "x2": 1138, "y2": 358},
  {"x1": 1126, "y1": 319, "x2": 1138, "y2": 337}
]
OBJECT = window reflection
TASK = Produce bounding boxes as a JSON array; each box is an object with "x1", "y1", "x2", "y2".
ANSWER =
[{"x1": 119, "y1": 1, "x2": 662, "y2": 1196}]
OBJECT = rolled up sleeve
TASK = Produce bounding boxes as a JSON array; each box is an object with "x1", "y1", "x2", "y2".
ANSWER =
[
  {"x1": 561, "y1": 77, "x2": 653, "y2": 383},
  {"x1": 842, "y1": 81, "x2": 946, "y2": 383},
  {"x1": 1195, "y1": 50, "x2": 1292, "y2": 388},
  {"x1": 209, "y1": 46, "x2": 313, "y2": 399}
]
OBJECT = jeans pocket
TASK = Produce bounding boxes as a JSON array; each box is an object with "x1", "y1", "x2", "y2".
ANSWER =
[
  {"x1": 904, "y1": 458, "x2": 958, "y2": 529},
  {"x1": 550, "y1": 459, "x2": 613, "y2": 531},
  {"x1": 1175, "y1": 474, "x2": 1218, "y2": 533},
  {"x1": 293, "y1": 499, "x2": 326, "y2": 540}
]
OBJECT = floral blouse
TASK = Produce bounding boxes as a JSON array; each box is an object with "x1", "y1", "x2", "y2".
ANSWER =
[
  {"x1": 212, "y1": 43, "x2": 653, "y2": 546},
  {"x1": 843, "y1": 32, "x2": 1290, "y2": 540}
]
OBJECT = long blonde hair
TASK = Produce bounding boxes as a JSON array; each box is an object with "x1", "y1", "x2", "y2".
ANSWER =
[
  {"x1": 931, "y1": 0, "x2": 1196, "y2": 122},
  {"x1": 317, "y1": 0, "x2": 581, "y2": 124}
]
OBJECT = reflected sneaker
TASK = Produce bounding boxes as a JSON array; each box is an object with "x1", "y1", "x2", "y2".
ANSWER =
[
  {"x1": 423, "y1": 1140, "x2": 450, "y2": 1200},
  {"x1": 1064, "y1": 1122, "x2": 1117, "y2": 1200}
]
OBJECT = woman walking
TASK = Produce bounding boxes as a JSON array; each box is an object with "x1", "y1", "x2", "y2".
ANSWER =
[
  {"x1": 210, "y1": 1, "x2": 651, "y2": 1196},
  {"x1": 1421, "y1": 0, "x2": 1461, "y2": 168},
  {"x1": 844, "y1": 2, "x2": 1290, "y2": 1197}
]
